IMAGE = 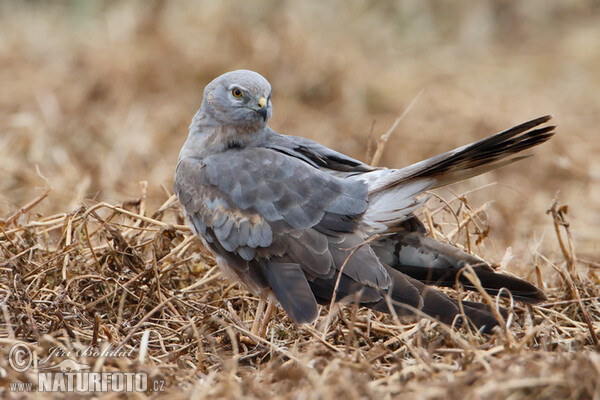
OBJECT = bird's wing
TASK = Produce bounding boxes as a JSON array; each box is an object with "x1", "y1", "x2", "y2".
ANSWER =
[
  {"x1": 174, "y1": 147, "x2": 402, "y2": 323},
  {"x1": 263, "y1": 130, "x2": 374, "y2": 173},
  {"x1": 358, "y1": 115, "x2": 556, "y2": 232}
]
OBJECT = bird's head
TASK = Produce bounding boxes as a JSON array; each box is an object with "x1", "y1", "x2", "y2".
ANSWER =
[{"x1": 200, "y1": 70, "x2": 273, "y2": 133}]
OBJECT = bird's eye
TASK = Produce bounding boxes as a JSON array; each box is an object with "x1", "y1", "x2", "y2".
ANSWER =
[{"x1": 232, "y1": 88, "x2": 243, "y2": 98}]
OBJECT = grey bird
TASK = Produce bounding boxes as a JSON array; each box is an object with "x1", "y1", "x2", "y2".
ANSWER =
[{"x1": 175, "y1": 70, "x2": 553, "y2": 333}]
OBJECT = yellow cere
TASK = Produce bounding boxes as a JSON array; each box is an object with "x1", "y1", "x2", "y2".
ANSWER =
[{"x1": 258, "y1": 97, "x2": 267, "y2": 108}]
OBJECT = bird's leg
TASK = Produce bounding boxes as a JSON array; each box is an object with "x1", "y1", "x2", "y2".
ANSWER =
[
  {"x1": 251, "y1": 294, "x2": 267, "y2": 336},
  {"x1": 257, "y1": 301, "x2": 275, "y2": 338}
]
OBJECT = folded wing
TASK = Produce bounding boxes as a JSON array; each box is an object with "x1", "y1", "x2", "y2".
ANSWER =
[
  {"x1": 175, "y1": 147, "x2": 400, "y2": 324},
  {"x1": 359, "y1": 115, "x2": 555, "y2": 232}
]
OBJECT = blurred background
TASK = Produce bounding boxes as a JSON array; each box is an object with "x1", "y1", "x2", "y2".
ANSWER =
[{"x1": 1, "y1": 0, "x2": 599, "y2": 270}]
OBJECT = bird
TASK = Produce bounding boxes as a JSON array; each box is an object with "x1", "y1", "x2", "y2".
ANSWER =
[{"x1": 174, "y1": 69, "x2": 553, "y2": 334}]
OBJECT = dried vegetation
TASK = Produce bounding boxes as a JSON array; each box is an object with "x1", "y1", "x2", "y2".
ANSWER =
[{"x1": 1, "y1": 1, "x2": 600, "y2": 399}]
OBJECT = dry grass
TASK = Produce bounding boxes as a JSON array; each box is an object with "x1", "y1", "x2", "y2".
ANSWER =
[
  {"x1": 1, "y1": 181, "x2": 599, "y2": 399},
  {"x1": 1, "y1": 1, "x2": 600, "y2": 399}
]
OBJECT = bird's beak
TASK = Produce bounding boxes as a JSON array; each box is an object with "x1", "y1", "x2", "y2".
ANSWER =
[
  {"x1": 256, "y1": 97, "x2": 268, "y2": 121},
  {"x1": 258, "y1": 97, "x2": 267, "y2": 109}
]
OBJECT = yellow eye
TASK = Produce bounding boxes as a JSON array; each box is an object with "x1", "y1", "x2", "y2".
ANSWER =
[{"x1": 232, "y1": 88, "x2": 243, "y2": 98}]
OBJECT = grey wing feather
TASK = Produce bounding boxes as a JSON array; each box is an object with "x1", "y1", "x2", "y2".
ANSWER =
[
  {"x1": 358, "y1": 115, "x2": 556, "y2": 232},
  {"x1": 175, "y1": 146, "x2": 400, "y2": 324},
  {"x1": 175, "y1": 115, "x2": 552, "y2": 330},
  {"x1": 364, "y1": 115, "x2": 555, "y2": 194},
  {"x1": 264, "y1": 129, "x2": 374, "y2": 173},
  {"x1": 199, "y1": 148, "x2": 368, "y2": 232},
  {"x1": 265, "y1": 261, "x2": 319, "y2": 324}
]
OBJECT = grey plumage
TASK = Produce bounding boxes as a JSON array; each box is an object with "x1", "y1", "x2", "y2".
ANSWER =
[{"x1": 174, "y1": 69, "x2": 553, "y2": 333}]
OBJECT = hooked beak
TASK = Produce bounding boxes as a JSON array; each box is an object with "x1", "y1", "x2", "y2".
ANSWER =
[{"x1": 256, "y1": 96, "x2": 268, "y2": 121}]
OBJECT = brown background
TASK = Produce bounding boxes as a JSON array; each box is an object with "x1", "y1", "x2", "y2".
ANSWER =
[
  {"x1": 2, "y1": 1, "x2": 598, "y2": 267},
  {"x1": 1, "y1": 1, "x2": 600, "y2": 398}
]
